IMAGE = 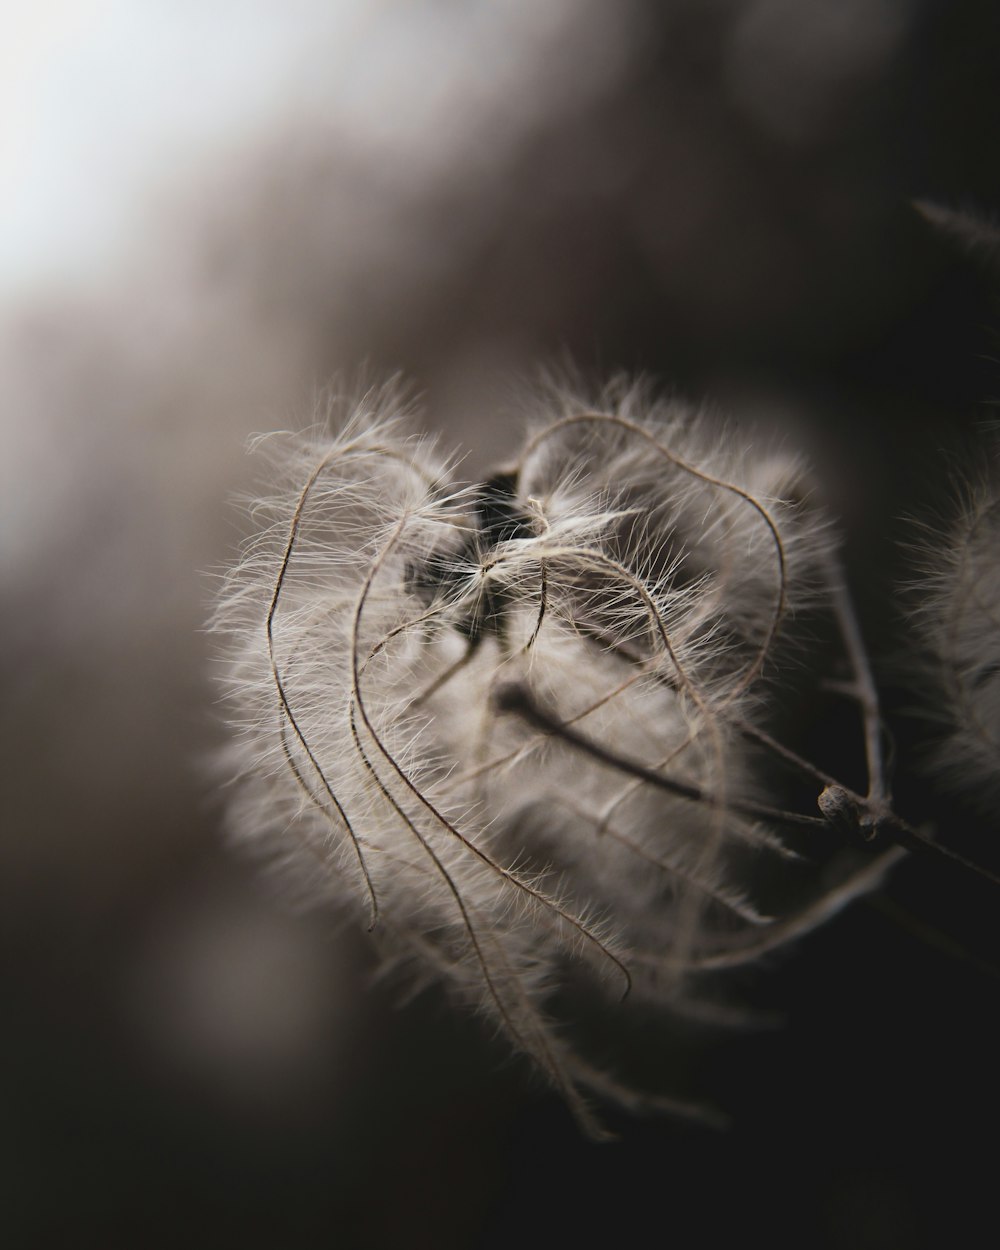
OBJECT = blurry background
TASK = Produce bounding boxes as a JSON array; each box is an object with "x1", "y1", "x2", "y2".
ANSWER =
[{"x1": 3, "y1": 2, "x2": 1000, "y2": 1246}]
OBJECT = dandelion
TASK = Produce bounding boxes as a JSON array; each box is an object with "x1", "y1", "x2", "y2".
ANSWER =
[{"x1": 212, "y1": 376, "x2": 908, "y2": 1137}]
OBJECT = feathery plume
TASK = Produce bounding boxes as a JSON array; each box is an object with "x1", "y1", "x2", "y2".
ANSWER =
[
  {"x1": 909, "y1": 437, "x2": 1000, "y2": 809},
  {"x1": 211, "y1": 376, "x2": 900, "y2": 1136}
]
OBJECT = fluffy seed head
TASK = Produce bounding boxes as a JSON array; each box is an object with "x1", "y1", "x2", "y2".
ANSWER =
[
  {"x1": 909, "y1": 440, "x2": 1000, "y2": 809},
  {"x1": 212, "y1": 376, "x2": 871, "y2": 1135}
]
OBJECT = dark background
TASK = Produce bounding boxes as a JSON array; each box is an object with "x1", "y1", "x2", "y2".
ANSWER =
[{"x1": 3, "y1": 2, "x2": 1000, "y2": 1246}]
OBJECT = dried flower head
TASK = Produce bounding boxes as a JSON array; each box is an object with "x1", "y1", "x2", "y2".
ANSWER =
[
  {"x1": 212, "y1": 376, "x2": 900, "y2": 1136},
  {"x1": 911, "y1": 441, "x2": 1000, "y2": 809}
]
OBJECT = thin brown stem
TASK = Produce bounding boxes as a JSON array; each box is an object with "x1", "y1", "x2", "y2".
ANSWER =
[
  {"x1": 557, "y1": 799, "x2": 770, "y2": 925},
  {"x1": 823, "y1": 549, "x2": 889, "y2": 804},
  {"x1": 267, "y1": 453, "x2": 377, "y2": 927},
  {"x1": 523, "y1": 559, "x2": 548, "y2": 652},
  {"x1": 629, "y1": 847, "x2": 908, "y2": 973},
  {"x1": 494, "y1": 682, "x2": 826, "y2": 829}
]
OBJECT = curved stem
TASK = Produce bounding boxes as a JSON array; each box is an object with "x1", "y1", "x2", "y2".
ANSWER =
[{"x1": 494, "y1": 682, "x2": 825, "y2": 829}]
